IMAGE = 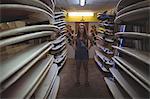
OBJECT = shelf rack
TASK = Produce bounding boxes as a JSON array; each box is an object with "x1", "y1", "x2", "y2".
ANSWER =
[
  {"x1": 95, "y1": 10, "x2": 115, "y2": 73},
  {"x1": 105, "y1": 0, "x2": 150, "y2": 99},
  {"x1": 50, "y1": 10, "x2": 67, "y2": 70},
  {"x1": 0, "y1": 0, "x2": 64, "y2": 99}
]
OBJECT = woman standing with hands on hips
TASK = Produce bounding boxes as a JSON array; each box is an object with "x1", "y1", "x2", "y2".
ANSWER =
[{"x1": 74, "y1": 23, "x2": 92, "y2": 87}]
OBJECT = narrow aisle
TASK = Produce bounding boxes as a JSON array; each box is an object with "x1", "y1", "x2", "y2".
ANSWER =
[{"x1": 57, "y1": 59, "x2": 113, "y2": 99}]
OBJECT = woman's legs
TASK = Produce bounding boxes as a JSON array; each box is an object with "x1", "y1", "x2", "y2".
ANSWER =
[
  {"x1": 83, "y1": 60, "x2": 89, "y2": 86},
  {"x1": 76, "y1": 60, "x2": 81, "y2": 85}
]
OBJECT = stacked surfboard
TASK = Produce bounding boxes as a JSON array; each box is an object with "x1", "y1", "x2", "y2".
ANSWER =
[
  {"x1": 0, "y1": 0, "x2": 61, "y2": 99},
  {"x1": 51, "y1": 11, "x2": 67, "y2": 70},
  {"x1": 95, "y1": 10, "x2": 115, "y2": 73},
  {"x1": 54, "y1": 11, "x2": 66, "y2": 35},
  {"x1": 104, "y1": 0, "x2": 150, "y2": 99}
]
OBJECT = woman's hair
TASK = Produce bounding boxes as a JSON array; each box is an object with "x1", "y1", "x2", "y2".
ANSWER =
[{"x1": 77, "y1": 23, "x2": 88, "y2": 39}]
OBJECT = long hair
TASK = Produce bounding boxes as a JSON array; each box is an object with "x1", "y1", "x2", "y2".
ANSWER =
[
  {"x1": 77, "y1": 23, "x2": 88, "y2": 47},
  {"x1": 77, "y1": 23, "x2": 88, "y2": 39}
]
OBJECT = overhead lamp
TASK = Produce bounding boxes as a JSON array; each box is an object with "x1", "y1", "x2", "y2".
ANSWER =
[
  {"x1": 80, "y1": 0, "x2": 86, "y2": 6},
  {"x1": 68, "y1": 12, "x2": 94, "y2": 16}
]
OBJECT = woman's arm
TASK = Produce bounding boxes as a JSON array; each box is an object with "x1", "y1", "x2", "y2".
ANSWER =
[
  {"x1": 87, "y1": 34, "x2": 93, "y2": 49},
  {"x1": 88, "y1": 39, "x2": 92, "y2": 49},
  {"x1": 73, "y1": 37, "x2": 77, "y2": 50}
]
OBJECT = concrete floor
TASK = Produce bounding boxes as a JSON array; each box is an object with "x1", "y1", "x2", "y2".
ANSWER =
[{"x1": 57, "y1": 59, "x2": 113, "y2": 99}]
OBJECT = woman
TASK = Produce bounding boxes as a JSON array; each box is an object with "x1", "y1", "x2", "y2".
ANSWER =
[{"x1": 74, "y1": 23, "x2": 91, "y2": 87}]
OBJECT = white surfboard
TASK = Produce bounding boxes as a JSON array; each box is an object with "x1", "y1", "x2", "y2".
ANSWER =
[
  {"x1": 115, "y1": 32, "x2": 150, "y2": 38},
  {"x1": 51, "y1": 40, "x2": 66, "y2": 51},
  {"x1": 1, "y1": 55, "x2": 54, "y2": 98},
  {"x1": 48, "y1": 76, "x2": 60, "y2": 99},
  {"x1": 0, "y1": 4, "x2": 53, "y2": 23},
  {"x1": 0, "y1": 42, "x2": 52, "y2": 83},
  {"x1": 0, "y1": 31, "x2": 55, "y2": 47},
  {"x1": 94, "y1": 55, "x2": 109, "y2": 72},
  {"x1": 0, "y1": 25, "x2": 59, "y2": 38},
  {"x1": 95, "y1": 49, "x2": 114, "y2": 65},
  {"x1": 97, "y1": 43, "x2": 113, "y2": 55},
  {"x1": 112, "y1": 46, "x2": 150, "y2": 65},
  {"x1": 1, "y1": 0, "x2": 54, "y2": 15},
  {"x1": 113, "y1": 56, "x2": 150, "y2": 91},
  {"x1": 54, "y1": 51, "x2": 67, "y2": 64},
  {"x1": 0, "y1": 46, "x2": 53, "y2": 93},
  {"x1": 109, "y1": 67, "x2": 148, "y2": 99},
  {"x1": 115, "y1": 7, "x2": 150, "y2": 24},
  {"x1": 34, "y1": 64, "x2": 58, "y2": 99}
]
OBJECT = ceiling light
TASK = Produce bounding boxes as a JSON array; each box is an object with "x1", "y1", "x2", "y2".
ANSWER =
[
  {"x1": 68, "y1": 12, "x2": 94, "y2": 16},
  {"x1": 80, "y1": 0, "x2": 86, "y2": 6}
]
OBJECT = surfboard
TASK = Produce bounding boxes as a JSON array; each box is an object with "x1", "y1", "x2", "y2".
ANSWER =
[
  {"x1": 112, "y1": 46, "x2": 150, "y2": 65},
  {"x1": 0, "y1": 4, "x2": 53, "y2": 23},
  {"x1": 1, "y1": 55, "x2": 54, "y2": 98}
]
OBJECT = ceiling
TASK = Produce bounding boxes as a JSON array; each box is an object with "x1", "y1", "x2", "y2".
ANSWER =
[{"x1": 55, "y1": 0, "x2": 120, "y2": 12}]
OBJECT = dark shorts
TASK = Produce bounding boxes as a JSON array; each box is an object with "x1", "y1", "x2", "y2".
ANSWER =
[{"x1": 75, "y1": 48, "x2": 89, "y2": 60}]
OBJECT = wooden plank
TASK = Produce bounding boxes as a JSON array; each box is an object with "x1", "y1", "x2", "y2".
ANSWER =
[
  {"x1": 0, "y1": 45, "x2": 53, "y2": 93},
  {"x1": 0, "y1": 31, "x2": 54, "y2": 47},
  {"x1": 117, "y1": 0, "x2": 149, "y2": 16},
  {"x1": 94, "y1": 55, "x2": 109, "y2": 72},
  {"x1": 115, "y1": 32, "x2": 150, "y2": 38},
  {"x1": 48, "y1": 76, "x2": 60, "y2": 99},
  {"x1": 2, "y1": 55, "x2": 54, "y2": 98},
  {"x1": 0, "y1": 25, "x2": 59, "y2": 38},
  {"x1": 115, "y1": 7, "x2": 150, "y2": 24},
  {"x1": 104, "y1": 77, "x2": 126, "y2": 99},
  {"x1": 112, "y1": 46, "x2": 150, "y2": 65},
  {"x1": 0, "y1": 4, "x2": 53, "y2": 23},
  {"x1": 34, "y1": 64, "x2": 58, "y2": 99},
  {"x1": 110, "y1": 68, "x2": 147, "y2": 99},
  {"x1": 113, "y1": 56, "x2": 150, "y2": 91},
  {"x1": 0, "y1": 42, "x2": 52, "y2": 83}
]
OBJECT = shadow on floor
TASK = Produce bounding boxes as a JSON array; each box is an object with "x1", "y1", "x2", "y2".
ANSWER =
[{"x1": 57, "y1": 59, "x2": 113, "y2": 99}]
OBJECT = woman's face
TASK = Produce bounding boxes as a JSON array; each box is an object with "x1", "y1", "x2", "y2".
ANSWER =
[{"x1": 79, "y1": 25, "x2": 84, "y2": 34}]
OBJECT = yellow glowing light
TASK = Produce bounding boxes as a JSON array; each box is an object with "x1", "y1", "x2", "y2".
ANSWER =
[{"x1": 68, "y1": 12, "x2": 94, "y2": 16}]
